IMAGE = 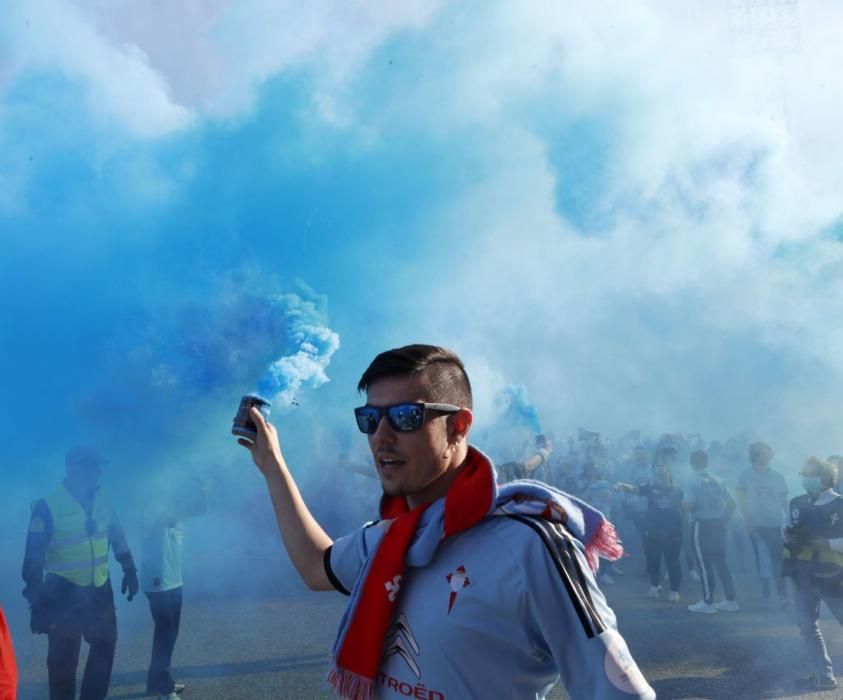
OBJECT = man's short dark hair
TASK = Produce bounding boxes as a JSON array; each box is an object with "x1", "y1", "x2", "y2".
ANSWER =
[
  {"x1": 358, "y1": 344, "x2": 473, "y2": 409},
  {"x1": 690, "y1": 450, "x2": 708, "y2": 470},
  {"x1": 749, "y1": 441, "x2": 774, "y2": 463}
]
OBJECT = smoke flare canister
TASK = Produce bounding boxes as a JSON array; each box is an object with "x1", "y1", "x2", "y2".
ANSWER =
[
  {"x1": 535, "y1": 434, "x2": 548, "y2": 449},
  {"x1": 232, "y1": 395, "x2": 271, "y2": 440}
]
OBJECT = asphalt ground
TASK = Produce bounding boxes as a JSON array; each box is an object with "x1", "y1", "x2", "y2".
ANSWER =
[{"x1": 6, "y1": 553, "x2": 843, "y2": 699}]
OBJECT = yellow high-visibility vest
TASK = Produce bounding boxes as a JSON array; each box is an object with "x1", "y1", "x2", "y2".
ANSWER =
[
  {"x1": 784, "y1": 543, "x2": 843, "y2": 579},
  {"x1": 43, "y1": 485, "x2": 111, "y2": 587}
]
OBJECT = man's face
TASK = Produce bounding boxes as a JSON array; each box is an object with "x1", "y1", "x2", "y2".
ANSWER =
[
  {"x1": 751, "y1": 449, "x2": 771, "y2": 469},
  {"x1": 658, "y1": 451, "x2": 677, "y2": 470},
  {"x1": 68, "y1": 463, "x2": 102, "y2": 494},
  {"x1": 365, "y1": 374, "x2": 461, "y2": 505}
]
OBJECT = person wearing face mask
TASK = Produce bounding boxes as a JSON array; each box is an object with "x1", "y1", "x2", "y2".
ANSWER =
[
  {"x1": 21, "y1": 447, "x2": 139, "y2": 700},
  {"x1": 783, "y1": 457, "x2": 843, "y2": 691},
  {"x1": 617, "y1": 461, "x2": 684, "y2": 602}
]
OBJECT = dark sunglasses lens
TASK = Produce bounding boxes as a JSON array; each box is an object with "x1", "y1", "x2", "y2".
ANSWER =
[
  {"x1": 388, "y1": 404, "x2": 424, "y2": 432},
  {"x1": 354, "y1": 408, "x2": 379, "y2": 434}
]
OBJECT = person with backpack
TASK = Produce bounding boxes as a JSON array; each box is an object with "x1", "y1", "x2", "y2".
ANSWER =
[{"x1": 683, "y1": 450, "x2": 739, "y2": 614}]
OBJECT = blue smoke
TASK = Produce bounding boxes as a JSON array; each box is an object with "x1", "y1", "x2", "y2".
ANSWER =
[
  {"x1": 71, "y1": 270, "x2": 339, "y2": 448},
  {"x1": 255, "y1": 289, "x2": 341, "y2": 405},
  {"x1": 498, "y1": 384, "x2": 543, "y2": 435}
]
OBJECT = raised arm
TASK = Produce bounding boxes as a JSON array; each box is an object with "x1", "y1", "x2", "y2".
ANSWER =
[{"x1": 239, "y1": 406, "x2": 334, "y2": 591}]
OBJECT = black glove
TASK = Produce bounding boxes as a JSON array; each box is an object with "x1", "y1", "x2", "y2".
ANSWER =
[
  {"x1": 23, "y1": 583, "x2": 51, "y2": 634},
  {"x1": 121, "y1": 568, "x2": 139, "y2": 601},
  {"x1": 29, "y1": 600, "x2": 53, "y2": 634}
]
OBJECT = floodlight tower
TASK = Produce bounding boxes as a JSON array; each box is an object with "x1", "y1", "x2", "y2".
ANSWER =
[
  {"x1": 728, "y1": 0, "x2": 801, "y2": 54},
  {"x1": 727, "y1": 0, "x2": 801, "y2": 127}
]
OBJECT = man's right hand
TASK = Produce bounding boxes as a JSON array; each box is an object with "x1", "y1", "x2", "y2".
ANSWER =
[{"x1": 238, "y1": 406, "x2": 285, "y2": 479}]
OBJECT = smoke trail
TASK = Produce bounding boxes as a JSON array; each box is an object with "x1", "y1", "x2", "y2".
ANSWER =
[
  {"x1": 497, "y1": 384, "x2": 542, "y2": 435},
  {"x1": 71, "y1": 269, "x2": 340, "y2": 450},
  {"x1": 254, "y1": 291, "x2": 340, "y2": 406}
]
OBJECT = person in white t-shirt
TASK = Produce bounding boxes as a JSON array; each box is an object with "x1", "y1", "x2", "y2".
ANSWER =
[
  {"x1": 139, "y1": 479, "x2": 208, "y2": 700},
  {"x1": 736, "y1": 442, "x2": 789, "y2": 607}
]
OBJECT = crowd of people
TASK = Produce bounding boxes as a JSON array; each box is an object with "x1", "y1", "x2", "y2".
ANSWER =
[
  {"x1": 10, "y1": 344, "x2": 843, "y2": 698},
  {"x1": 496, "y1": 428, "x2": 843, "y2": 691}
]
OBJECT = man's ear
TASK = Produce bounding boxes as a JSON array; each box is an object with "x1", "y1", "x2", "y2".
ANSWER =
[{"x1": 449, "y1": 409, "x2": 473, "y2": 444}]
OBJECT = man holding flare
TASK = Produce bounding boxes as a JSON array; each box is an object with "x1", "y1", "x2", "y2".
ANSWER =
[{"x1": 239, "y1": 344, "x2": 654, "y2": 699}]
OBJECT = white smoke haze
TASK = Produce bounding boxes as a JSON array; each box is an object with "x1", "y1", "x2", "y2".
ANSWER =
[
  {"x1": 357, "y1": 1, "x2": 843, "y2": 465},
  {"x1": 2, "y1": 0, "x2": 446, "y2": 135},
  {"x1": 3, "y1": 0, "x2": 194, "y2": 138}
]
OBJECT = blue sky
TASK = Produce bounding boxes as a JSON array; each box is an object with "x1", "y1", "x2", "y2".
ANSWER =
[{"x1": 2, "y1": 0, "x2": 843, "y2": 507}]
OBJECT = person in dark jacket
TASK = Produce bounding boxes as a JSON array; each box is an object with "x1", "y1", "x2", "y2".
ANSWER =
[
  {"x1": 784, "y1": 457, "x2": 843, "y2": 691},
  {"x1": 618, "y1": 462, "x2": 684, "y2": 601}
]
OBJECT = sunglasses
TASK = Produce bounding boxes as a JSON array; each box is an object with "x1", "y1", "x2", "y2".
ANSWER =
[{"x1": 354, "y1": 402, "x2": 461, "y2": 434}]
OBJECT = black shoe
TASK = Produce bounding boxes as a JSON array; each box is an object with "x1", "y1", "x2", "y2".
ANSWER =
[{"x1": 794, "y1": 673, "x2": 838, "y2": 691}]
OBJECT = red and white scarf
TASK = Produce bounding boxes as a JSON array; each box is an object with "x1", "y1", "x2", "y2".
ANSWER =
[{"x1": 327, "y1": 447, "x2": 621, "y2": 699}]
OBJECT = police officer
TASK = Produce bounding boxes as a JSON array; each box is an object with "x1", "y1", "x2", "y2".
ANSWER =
[
  {"x1": 21, "y1": 446, "x2": 139, "y2": 700},
  {"x1": 784, "y1": 456, "x2": 843, "y2": 691}
]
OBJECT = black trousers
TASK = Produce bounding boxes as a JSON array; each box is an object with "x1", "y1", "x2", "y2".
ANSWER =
[
  {"x1": 692, "y1": 519, "x2": 736, "y2": 604},
  {"x1": 644, "y1": 531, "x2": 682, "y2": 592},
  {"x1": 146, "y1": 587, "x2": 183, "y2": 694},
  {"x1": 45, "y1": 578, "x2": 117, "y2": 700}
]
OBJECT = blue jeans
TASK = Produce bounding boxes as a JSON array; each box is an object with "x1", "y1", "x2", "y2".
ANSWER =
[{"x1": 793, "y1": 577, "x2": 843, "y2": 680}]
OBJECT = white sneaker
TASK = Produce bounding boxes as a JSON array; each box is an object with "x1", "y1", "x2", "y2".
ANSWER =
[
  {"x1": 668, "y1": 591, "x2": 680, "y2": 603},
  {"x1": 647, "y1": 585, "x2": 661, "y2": 598},
  {"x1": 159, "y1": 694, "x2": 180, "y2": 700},
  {"x1": 687, "y1": 600, "x2": 718, "y2": 614},
  {"x1": 714, "y1": 599, "x2": 740, "y2": 612}
]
